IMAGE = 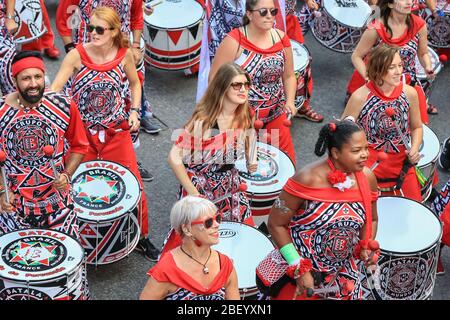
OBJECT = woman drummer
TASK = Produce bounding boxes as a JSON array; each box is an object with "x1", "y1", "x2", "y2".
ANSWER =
[
  {"x1": 162, "y1": 63, "x2": 257, "y2": 255},
  {"x1": 140, "y1": 196, "x2": 240, "y2": 300},
  {"x1": 51, "y1": 7, "x2": 160, "y2": 261},
  {"x1": 343, "y1": 44, "x2": 423, "y2": 201},
  {"x1": 260, "y1": 119, "x2": 378, "y2": 300},
  {"x1": 346, "y1": 0, "x2": 437, "y2": 122},
  {"x1": 209, "y1": 0, "x2": 298, "y2": 165}
]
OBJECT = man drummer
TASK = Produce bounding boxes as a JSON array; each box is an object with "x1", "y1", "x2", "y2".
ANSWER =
[{"x1": 0, "y1": 51, "x2": 89, "y2": 239}]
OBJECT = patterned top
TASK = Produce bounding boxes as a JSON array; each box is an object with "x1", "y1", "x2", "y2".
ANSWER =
[
  {"x1": 0, "y1": 93, "x2": 89, "y2": 216},
  {"x1": 71, "y1": 45, "x2": 130, "y2": 132},
  {"x1": 228, "y1": 28, "x2": 291, "y2": 123}
]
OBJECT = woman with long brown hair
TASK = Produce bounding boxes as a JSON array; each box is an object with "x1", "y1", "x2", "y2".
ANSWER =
[
  {"x1": 162, "y1": 63, "x2": 257, "y2": 256},
  {"x1": 51, "y1": 6, "x2": 160, "y2": 261}
]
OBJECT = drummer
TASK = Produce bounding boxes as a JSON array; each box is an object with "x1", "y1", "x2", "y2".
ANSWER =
[
  {"x1": 346, "y1": 0, "x2": 437, "y2": 121},
  {"x1": 162, "y1": 63, "x2": 256, "y2": 256},
  {"x1": 258, "y1": 119, "x2": 378, "y2": 300},
  {"x1": 342, "y1": 44, "x2": 423, "y2": 201},
  {"x1": 209, "y1": 0, "x2": 298, "y2": 165},
  {"x1": 140, "y1": 196, "x2": 240, "y2": 300},
  {"x1": 51, "y1": 7, "x2": 160, "y2": 261},
  {"x1": 0, "y1": 51, "x2": 89, "y2": 239},
  {"x1": 0, "y1": 0, "x2": 17, "y2": 95}
]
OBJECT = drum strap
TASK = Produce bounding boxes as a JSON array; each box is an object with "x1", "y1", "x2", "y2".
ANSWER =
[{"x1": 394, "y1": 158, "x2": 413, "y2": 190}]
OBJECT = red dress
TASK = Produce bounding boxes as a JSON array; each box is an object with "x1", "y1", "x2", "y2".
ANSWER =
[
  {"x1": 357, "y1": 82, "x2": 422, "y2": 201},
  {"x1": 147, "y1": 250, "x2": 234, "y2": 300},
  {"x1": 346, "y1": 14, "x2": 429, "y2": 124},
  {"x1": 227, "y1": 28, "x2": 296, "y2": 165},
  {"x1": 272, "y1": 172, "x2": 377, "y2": 300},
  {"x1": 70, "y1": 45, "x2": 150, "y2": 236}
]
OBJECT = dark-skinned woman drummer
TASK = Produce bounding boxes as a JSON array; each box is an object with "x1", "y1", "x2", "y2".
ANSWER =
[
  {"x1": 209, "y1": 0, "x2": 298, "y2": 165},
  {"x1": 346, "y1": 0, "x2": 437, "y2": 122},
  {"x1": 343, "y1": 44, "x2": 423, "y2": 202},
  {"x1": 257, "y1": 119, "x2": 378, "y2": 300}
]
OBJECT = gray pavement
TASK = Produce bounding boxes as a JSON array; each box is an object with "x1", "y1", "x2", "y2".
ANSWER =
[{"x1": 41, "y1": 2, "x2": 449, "y2": 300}]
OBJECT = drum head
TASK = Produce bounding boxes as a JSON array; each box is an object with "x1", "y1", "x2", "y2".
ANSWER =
[
  {"x1": 323, "y1": 0, "x2": 372, "y2": 28},
  {"x1": 235, "y1": 143, "x2": 295, "y2": 195},
  {"x1": 291, "y1": 40, "x2": 310, "y2": 73},
  {"x1": 0, "y1": 229, "x2": 84, "y2": 282},
  {"x1": 144, "y1": 0, "x2": 204, "y2": 29},
  {"x1": 376, "y1": 197, "x2": 442, "y2": 254},
  {"x1": 72, "y1": 160, "x2": 141, "y2": 221},
  {"x1": 415, "y1": 47, "x2": 442, "y2": 79},
  {"x1": 212, "y1": 221, "x2": 274, "y2": 291},
  {"x1": 417, "y1": 125, "x2": 440, "y2": 167}
]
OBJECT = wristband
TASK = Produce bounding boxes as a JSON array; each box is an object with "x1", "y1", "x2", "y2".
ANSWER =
[
  {"x1": 280, "y1": 243, "x2": 301, "y2": 266},
  {"x1": 132, "y1": 42, "x2": 141, "y2": 48},
  {"x1": 130, "y1": 107, "x2": 141, "y2": 113},
  {"x1": 6, "y1": 14, "x2": 14, "y2": 19},
  {"x1": 64, "y1": 42, "x2": 76, "y2": 53}
]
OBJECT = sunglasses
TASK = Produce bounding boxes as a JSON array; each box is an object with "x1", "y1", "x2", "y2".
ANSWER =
[
  {"x1": 230, "y1": 81, "x2": 251, "y2": 91},
  {"x1": 87, "y1": 25, "x2": 114, "y2": 35},
  {"x1": 250, "y1": 8, "x2": 278, "y2": 17},
  {"x1": 191, "y1": 213, "x2": 223, "y2": 229}
]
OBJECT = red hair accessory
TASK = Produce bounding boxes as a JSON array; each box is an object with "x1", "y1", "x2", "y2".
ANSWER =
[
  {"x1": 327, "y1": 170, "x2": 347, "y2": 185},
  {"x1": 286, "y1": 258, "x2": 313, "y2": 279},
  {"x1": 12, "y1": 57, "x2": 45, "y2": 78},
  {"x1": 328, "y1": 123, "x2": 337, "y2": 132}
]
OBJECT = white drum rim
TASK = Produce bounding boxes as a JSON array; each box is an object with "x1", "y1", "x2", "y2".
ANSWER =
[
  {"x1": 291, "y1": 39, "x2": 311, "y2": 73},
  {"x1": 72, "y1": 160, "x2": 141, "y2": 222},
  {"x1": 322, "y1": 0, "x2": 373, "y2": 29},
  {"x1": 144, "y1": 0, "x2": 205, "y2": 30},
  {"x1": 415, "y1": 47, "x2": 443, "y2": 79},
  {"x1": 417, "y1": 124, "x2": 441, "y2": 167},
  {"x1": 376, "y1": 196, "x2": 442, "y2": 255},
  {"x1": 0, "y1": 228, "x2": 85, "y2": 283},
  {"x1": 212, "y1": 221, "x2": 275, "y2": 291},
  {"x1": 236, "y1": 142, "x2": 295, "y2": 195}
]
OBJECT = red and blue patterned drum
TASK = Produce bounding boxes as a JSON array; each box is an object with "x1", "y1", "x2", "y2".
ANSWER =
[
  {"x1": 0, "y1": 229, "x2": 88, "y2": 300},
  {"x1": 143, "y1": 0, "x2": 205, "y2": 70},
  {"x1": 12, "y1": 0, "x2": 46, "y2": 44},
  {"x1": 72, "y1": 160, "x2": 141, "y2": 266},
  {"x1": 235, "y1": 142, "x2": 295, "y2": 227},
  {"x1": 421, "y1": 0, "x2": 450, "y2": 48},
  {"x1": 212, "y1": 221, "x2": 275, "y2": 299},
  {"x1": 361, "y1": 197, "x2": 442, "y2": 300},
  {"x1": 291, "y1": 40, "x2": 311, "y2": 109},
  {"x1": 311, "y1": 0, "x2": 372, "y2": 53},
  {"x1": 414, "y1": 46, "x2": 443, "y2": 97}
]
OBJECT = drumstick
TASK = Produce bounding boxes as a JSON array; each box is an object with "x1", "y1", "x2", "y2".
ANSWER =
[
  {"x1": 106, "y1": 121, "x2": 130, "y2": 137},
  {"x1": 0, "y1": 150, "x2": 11, "y2": 205},
  {"x1": 283, "y1": 113, "x2": 292, "y2": 127},
  {"x1": 43, "y1": 145, "x2": 60, "y2": 179},
  {"x1": 370, "y1": 151, "x2": 388, "y2": 171},
  {"x1": 385, "y1": 107, "x2": 411, "y2": 152},
  {"x1": 248, "y1": 130, "x2": 258, "y2": 172},
  {"x1": 145, "y1": 0, "x2": 163, "y2": 8},
  {"x1": 306, "y1": 285, "x2": 339, "y2": 297}
]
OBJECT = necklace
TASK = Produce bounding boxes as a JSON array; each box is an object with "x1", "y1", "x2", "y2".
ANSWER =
[
  {"x1": 180, "y1": 246, "x2": 212, "y2": 275},
  {"x1": 17, "y1": 99, "x2": 32, "y2": 113},
  {"x1": 326, "y1": 158, "x2": 355, "y2": 192}
]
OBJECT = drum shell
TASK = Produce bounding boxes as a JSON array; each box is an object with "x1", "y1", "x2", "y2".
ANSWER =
[
  {"x1": 291, "y1": 40, "x2": 312, "y2": 109},
  {"x1": 415, "y1": 46, "x2": 443, "y2": 97},
  {"x1": 422, "y1": 4, "x2": 450, "y2": 48},
  {"x1": 12, "y1": 0, "x2": 46, "y2": 44},
  {"x1": 417, "y1": 125, "x2": 441, "y2": 202}
]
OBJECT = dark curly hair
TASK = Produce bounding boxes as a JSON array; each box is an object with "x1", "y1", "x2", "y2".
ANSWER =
[{"x1": 314, "y1": 119, "x2": 364, "y2": 156}]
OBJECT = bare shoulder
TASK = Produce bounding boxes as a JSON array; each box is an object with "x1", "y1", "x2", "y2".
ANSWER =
[
  {"x1": 362, "y1": 167, "x2": 378, "y2": 191},
  {"x1": 403, "y1": 84, "x2": 418, "y2": 98},
  {"x1": 292, "y1": 161, "x2": 326, "y2": 187},
  {"x1": 273, "y1": 28, "x2": 285, "y2": 38}
]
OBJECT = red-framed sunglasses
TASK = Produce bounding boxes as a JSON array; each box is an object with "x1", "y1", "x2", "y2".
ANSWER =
[{"x1": 191, "y1": 213, "x2": 223, "y2": 229}]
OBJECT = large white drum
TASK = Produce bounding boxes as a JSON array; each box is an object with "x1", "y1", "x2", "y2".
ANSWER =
[
  {"x1": 291, "y1": 40, "x2": 312, "y2": 109},
  {"x1": 212, "y1": 221, "x2": 275, "y2": 299},
  {"x1": 72, "y1": 160, "x2": 141, "y2": 266},
  {"x1": 414, "y1": 47, "x2": 443, "y2": 97},
  {"x1": 12, "y1": 0, "x2": 46, "y2": 44},
  {"x1": 361, "y1": 197, "x2": 442, "y2": 300},
  {"x1": 143, "y1": 0, "x2": 205, "y2": 70},
  {"x1": 0, "y1": 229, "x2": 88, "y2": 300},
  {"x1": 311, "y1": 0, "x2": 372, "y2": 53},
  {"x1": 235, "y1": 142, "x2": 295, "y2": 227},
  {"x1": 422, "y1": 0, "x2": 450, "y2": 48},
  {"x1": 417, "y1": 125, "x2": 441, "y2": 202}
]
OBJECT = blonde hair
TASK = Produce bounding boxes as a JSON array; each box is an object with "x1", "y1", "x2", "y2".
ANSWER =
[{"x1": 91, "y1": 6, "x2": 129, "y2": 48}]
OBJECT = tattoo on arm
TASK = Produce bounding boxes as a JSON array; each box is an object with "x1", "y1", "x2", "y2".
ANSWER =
[{"x1": 274, "y1": 198, "x2": 292, "y2": 214}]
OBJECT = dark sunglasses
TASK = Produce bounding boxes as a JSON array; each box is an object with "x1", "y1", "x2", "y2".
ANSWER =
[
  {"x1": 191, "y1": 213, "x2": 223, "y2": 229},
  {"x1": 250, "y1": 8, "x2": 278, "y2": 17},
  {"x1": 230, "y1": 81, "x2": 251, "y2": 91},
  {"x1": 87, "y1": 24, "x2": 114, "y2": 35}
]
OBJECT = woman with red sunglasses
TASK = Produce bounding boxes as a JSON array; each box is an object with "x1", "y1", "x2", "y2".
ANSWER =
[
  {"x1": 161, "y1": 63, "x2": 257, "y2": 257},
  {"x1": 209, "y1": 0, "x2": 298, "y2": 165},
  {"x1": 141, "y1": 196, "x2": 240, "y2": 300},
  {"x1": 51, "y1": 7, "x2": 160, "y2": 261}
]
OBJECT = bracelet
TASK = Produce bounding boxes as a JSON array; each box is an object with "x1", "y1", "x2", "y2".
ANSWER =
[
  {"x1": 286, "y1": 258, "x2": 313, "y2": 279},
  {"x1": 280, "y1": 243, "x2": 301, "y2": 266},
  {"x1": 0, "y1": 185, "x2": 5, "y2": 195},
  {"x1": 62, "y1": 170, "x2": 72, "y2": 181},
  {"x1": 60, "y1": 172, "x2": 71, "y2": 184},
  {"x1": 130, "y1": 107, "x2": 141, "y2": 113},
  {"x1": 64, "y1": 42, "x2": 76, "y2": 53},
  {"x1": 6, "y1": 14, "x2": 14, "y2": 19},
  {"x1": 132, "y1": 42, "x2": 141, "y2": 48}
]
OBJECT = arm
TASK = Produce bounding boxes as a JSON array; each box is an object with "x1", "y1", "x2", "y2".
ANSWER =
[
  {"x1": 361, "y1": 168, "x2": 379, "y2": 241},
  {"x1": 417, "y1": 25, "x2": 434, "y2": 80},
  {"x1": 405, "y1": 85, "x2": 423, "y2": 164},
  {"x1": 341, "y1": 86, "x2": 368, "y2": 120},
  {"x1": 123, "y1": 49, "x2": 142, "y2": 131},
  {"x1": 4, "y1": 0, "x2": 17, "y2": 34},
  {"x1": 351, "y1": 28, "x2": 379, "y2": 81},
  {"x1": 56, "y1": 0, "x2": 80, "y2": 45},
  {"x1": 50, "y1": 49, "x2": 81, "y2": 92},
  {"x1": 167, "y1": 144, "x2": 200, "y2": 196},
  {"x1": 209, "y1": 36, "x2": 240, "y2": 82},
  {"x1": 139, "y1": 277, "x2": 173, "y2": 300},
  {"x1": 281, "y1": 39, "x2": 298, "y2": 116},
  {"x1": 224, "y1": 268, "x2": 240, "y2": 300}
]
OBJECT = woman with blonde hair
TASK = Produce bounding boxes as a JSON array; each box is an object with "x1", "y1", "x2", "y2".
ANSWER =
[
  {"x1": 51, "y1": 6, "x2": 160, "y2": 261},
  {"x1": 161, "y1": 63, "x2": 257, "y2": 256}
]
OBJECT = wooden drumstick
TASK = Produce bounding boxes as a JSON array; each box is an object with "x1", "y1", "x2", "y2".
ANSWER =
[
  {"x1": 283, "y1": 113, "x2": 292, "y2": 127},
  {"x1": 0, "y1": 150, "x2": 11, "y2": 205},
  {"x1": 248, "y1": 130, "x2": 258, "y2": 172},
  {"x1": 370, "y1": 151, "x2": 388, "y2": 171},
  {"x1": 145, "y1": 0, "x2": 163, "y2": 8},
  {"x1": 385, "y1": 107, "x2": 411, "y2": 152},
  {"x1": 43, "y1": 145, "x2": 60, "y2": 179}
]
